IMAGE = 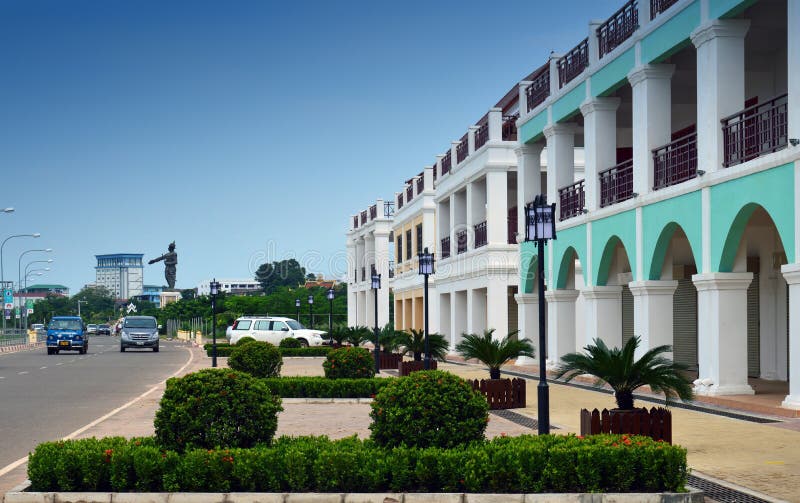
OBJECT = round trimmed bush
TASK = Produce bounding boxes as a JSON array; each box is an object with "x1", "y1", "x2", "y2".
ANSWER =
[
  {"x1": 235, "y1": 336, "x2": 256, "y2": 346},
  {"x1": 369, "y1": 370, "x2": 489, "y2": 448},
  {"x1": 228, "y1": 341, "x2": 283, "y2": 378},
  {"x1": 323, "y1": 346, "x2": 374, "y2": 379},
  {"x1": 279, "y1": 337, "x2": 301, "y2": 349},
  {"x1": 154, "y1": 368, "x2": 282, "y2": 452}
]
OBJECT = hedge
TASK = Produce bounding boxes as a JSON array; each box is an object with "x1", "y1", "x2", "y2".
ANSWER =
[
  {"x1": 260, "y1": 377, "x2": 392, "y2": 398},
  {"x1": 205, "y1": 345, "x2": 330, "y2": 358},
  {"x1": 28, "y1": 434, "x2": 688, "y2": 493}
]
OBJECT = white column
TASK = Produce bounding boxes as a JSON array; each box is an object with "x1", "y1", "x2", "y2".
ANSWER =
[
  {"x1": 465, "y1": 182, "x2": 474, "y2": 250},
  {"x1": 781, "y1": 264, "x2": 800, "y2": 409},
  {"x1": 637, "y1": 1, "x2": 651, "y2": 28},
  {"x1": 451, "y1": 141, "x2": 460, "y2": 168},
  {"x1": 516, "y1": 144, "x2": 544, "y2": 239},
  {"x1": 518, "y1": 81, "x2": 532, "y2": 118},
  {"x1": 582, "y1": 286, "x2": 623, "y2": 349},
  {"x1": 346, "y1": 238, "x2": 357, "y2": 326},
  {"x1": 488, "y1": 107, "x2": 503, "y2": 142},
  {"x1": 628, "y1": 64, "x2": 675, "y2": 195},
  {"x1": 422, "y1": 166, "x2": 436, "y2": 250},
  {"x1": 468, "y1": 126, "x2": 478, "y2": 154},
  {"x1": 545, "y1": 289, "x2": 579, "y2": 366},
  {"x1": 628, "y1": 280, "x2": 679, "y2": 360},
  {"x1": 487, "y1": 280, "x2": 509, "y2": 339},
  {"x1": 581, "y1": 97, "x2": 621, "y2": 212},
  {"x1": 514, "y1": 293, "x2": 538, "y2": 366},
  {"x1": 486, "y1": 169, "x2": 508, "y2": 245},
  {"x1": 452, "y1": 291, "x2": 467, "y2": 349},
  {"x1": 374, "y1": 229, "x2": 391, "y2": 328},
  {"x1": 544, "y1": 123, "x2": 576, "y2": 217},
  {"x1": 789, "y1": 1, "x2": 800, "y2": 143},
  {"x1": 588, "y1": 20, "x2": 602, "y2": 66},
  {"x1": 449, "y1": 193, "x2": 457, "y2": 257},
  {"x1": 691, "y1": 20, "x2": 750, "y2": 172},
  {"x1": 692, "y1": 273, "x2": 755, "y2": 396}
]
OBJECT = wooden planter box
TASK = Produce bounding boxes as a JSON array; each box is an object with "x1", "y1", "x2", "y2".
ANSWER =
[
  {"x1": 378, "y1": 353, "x2": 402, "y2": 369},
  {"x1": 468, "y1": 378, "x2": 526, "y2": 410},
  {"x1": 398, "y1": 359, "x2": 437, "y2": 376},
  {"x1": 580, "y1": 407, "x2": 672, "y2": 444}
]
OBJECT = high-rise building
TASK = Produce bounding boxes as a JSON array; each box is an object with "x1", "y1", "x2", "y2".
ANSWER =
[{"x1": 95, "y1": 254, "x2": 144, "y2": 300}]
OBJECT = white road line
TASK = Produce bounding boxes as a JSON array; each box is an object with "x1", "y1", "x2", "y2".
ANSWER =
[
  {"x1": 0, "y1": 344, "x2": 196, "y2": 479},
  {"x1": 0, "y1": 376, "x2": 5, "y2": 379},
  {"x1": 56, "y1": 363, "x2": 63, "y2": 366},
  {"x1": 17, "y1": 371, "x2": 27, "y2": 375},
  {"x1": 40, "y1": 366, "x2": 47, "y2": 370}
]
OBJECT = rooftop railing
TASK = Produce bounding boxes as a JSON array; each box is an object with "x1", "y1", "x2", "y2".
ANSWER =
[
  {"x1": 442, "y1": 151, "x2": 452, "y2": 175},
  {"x1": 474, "y1": 221, "x2": 487, "y2": 248},
  {"x1": 398, "y1": 193, "x2": 404, "y2": 209},
  {"x1": 721, "y1": 94, "x2": 788, "y2": 168},
  {"x1": 384, "y1": 201, "x2": 395, "y2": 217},
  {"x1": 369, "y1": 204, "x2": 377, "y2": 220},
  {"x1": 416, "y1": 176, "x2": 424, "y2": 194},
  {"x1": 502, "y1": 114, "x2": 519, "y2": 141},
  {"x1": 650, "y1": 0, "x2": 679, "y2": 19},
  {"x1": 388, "y1": 260, "x2": 395, "y2": 279},
  {"x1": 353, "y1": 216, "x2": 359, "y2": 228},
  {"x1": 599, "y1": 158, "x2": 634, "y2": 208},
  {"x1": 526, "y1": 67, "x2": 550, "y2": 112},
  {"x1": 653, "y1": 132, "x2": 698, "y2": 190},
  {"x1": 475, "y1": 123, "x2": 489, "y2": 150},
  {"x1": 456, "y1": 139, "x2": 469, "y2": 164},
  {"x1": 598, "y1": 0, "x2": 638, "y2": 59},
  {"x1": 559, "y1": 179, "x2": 586, "y2": 221},
  {"x1": 360, "y1": 210, "x2": 367, "y2": 225},
  {"x1": 406, "y1": 184, "x2": 414, "y2": 203},
  {"x1": 558, "y1": 38, "x2": 589, "y2": 88}
]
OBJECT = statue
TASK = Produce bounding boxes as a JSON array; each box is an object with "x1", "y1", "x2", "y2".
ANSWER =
[{"x1": 149, "y1": 241, "x2": 178, "y2": 290}]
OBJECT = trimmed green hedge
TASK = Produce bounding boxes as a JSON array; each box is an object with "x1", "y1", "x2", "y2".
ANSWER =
[
  {"x1": 205, "y1": 344, "x2": 330, "y2": 358},
  {"x1": 260, "y1": 377, "x2": 391, "y2": 398},
  {"x1": 28, "y1": 435, "x2": 688, "y2": 493}
]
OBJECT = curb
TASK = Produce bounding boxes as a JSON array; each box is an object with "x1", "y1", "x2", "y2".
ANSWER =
[
  {"x1": 281, "y1": 398, "x2": 374, "y2": 404},
  {"x1": 0, "y1": 342, "x2": 44, "y2": 354}
]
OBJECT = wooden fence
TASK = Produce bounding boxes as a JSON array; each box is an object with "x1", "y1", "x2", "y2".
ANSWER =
[
  {"x1": 379, "y1": 353, "x2": 402, "y2": 370},
  {"x1": 580, "y1": 407, "x2": 672, "y2": 444},
  {"x1": 398, "y1": 360, "x2": 438, "y2": 376},
  {"x1": 468, "y1": 378, "x2": 526, "y2": 410}
]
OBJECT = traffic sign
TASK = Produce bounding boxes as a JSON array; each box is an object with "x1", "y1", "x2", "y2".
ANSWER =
[{"x1": 3, "y1": 289, "x2": 13, "y2": 310}]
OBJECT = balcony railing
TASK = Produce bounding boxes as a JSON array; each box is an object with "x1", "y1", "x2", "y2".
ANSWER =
[
  {"x1": 598, "y1": 0, "x2": 638, "y2": 59},
  {"x1": 456, "y1": 230, "x2": 468, "y2": 254},
  {"x1": 384, "y1": 201, "x2": 395, "y2": 217},
  {"x1": 353, "y1": 216, "x2": 359, "y2": 228},
  {"x1": 416, "y1": 176, "x2": 424, "y2": 194},
  {"x1": 526, "y1": 67, "x2": 550, "y2": 112},
  {"x1": 502, "y1": 114, "x2": 518, "y2": 141},
  {"x1": 721, "y1": 94, "x2": 788, "y2": 168},
  {"x1": 388, "y1": 260, "x2": 395, "y2": 279},
  {"x1": 369, "y1": 204, "x2": 377, "y2": 220},
  {"x1": 360, "y1": 210, "x2": 367, "y2": 225},
  {"x1": 508, "y1": 206, "x2": 518, "y2": 245},
  {"x1": 406, "y1": 184, "x2": 414, "y2": 203},
  {"x1": 651, "y1": 0, "x2": 679, "y2": 19},
  {"x1": 559, "y1": 179, "x2": 586, "y2": 221},
  {"x1": 433, "y1": 165, "x2": 438, "y2": 181},
  {"x1": 398, "y1": 193, "x2": 404, "y2": 209},
  {"x1": 361, "y1": 266, "x2": 366, "y2": 282},
  {"x1": 475, "y1": 123, "x2": 489, "y2": 150},
  {"x1": 456, "y1": 139, "x2": 468, "y2": 164},
  {"x1": 474, "y1": 221, "x2": 487, "y2": 248},
  {"x1": 599, "y1": 159, "x2": 634, "y2": 208},
  {"x1": 558, "y1": 38, "x2": 589, "y2": 88},
  {"x1": 441, "y1": 236, "x2": 451, "y2": 259},
  {"x1": 653, "y1": 132, "x2": 698, "y2": 190},
  {"x1": 442, "y1": 150, "x2": 452, "y2": 175}
]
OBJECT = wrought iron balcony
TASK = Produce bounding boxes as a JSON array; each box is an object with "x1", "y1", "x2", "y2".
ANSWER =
[
  {"x1": 526, "y1": 66, "x2": 550, "y2": 112},
  {"x1": 598, "y1": 0, "x2": 638, "y2": 59},
  {"x1": 650, "y1": 0, "x2": 679, "y2": 19},
  {"x1": 416, "y1": 176, "x2": 424, "y2": 194},
  {"x1": 653, "y1": 132, "x2": 698, "y2": 190},
  {"x1": 360, "y1": 210, "x2": 367, "y2": 225},
  {"x1": 442, "y1": 150, "x2": 452, "y2": 175},
  {"x1": 474, "y1": 221, "x2": 487, "y2": 248},
  {"x1": 353, "y1": 216, "x2": 359, "y2": 229},
  {"x1": 721, "y1": 94, "x2": 788, "y2": 168},
  {"x1": 599, "y1": 159, "x2": 634, "y2": 208},
  {"x1": 507, "y1": 206, "x2": 518, "y2": 245},
  {"x1": 406, "y1": 184, "x2": 414, "y2": 203},
  {"x1": 369, "y1": 204, "x2": 377, "y2": 220},
  {"x1": 383, "y1": 201, "x2": 395, "y2": 217},
  {"x1": 502, "y1": 114, "x2": 518, "y2": 141},
  {"x1": 559, "y1": 179, "x2": 586, "y2": 220},
  {"x1": 388, "y1": 260, "x2": 395, "y2": 279},
  {"x1": 456, "y1": 139, "x2": 468, "y2": 164},
  {"x1": 475, "y1": 123, "x2": 489, "y2": 150},
  {"x1": 397, "y1": 193, "x2": 404, "y2": 209},
  {"x1": 558, "y1": 38, "x2": 589, "y2": 88},
  {"x1": 441, "y1": 236, "x2": 451, "y2": 259},
  {"x1": 456, "y1": 230, "x2": 468, "y2": 254}
]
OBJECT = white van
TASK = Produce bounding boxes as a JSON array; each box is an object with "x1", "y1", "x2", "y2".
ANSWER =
[{"x1": 229, "y1": 316, "x2": 326, "y2": 347}]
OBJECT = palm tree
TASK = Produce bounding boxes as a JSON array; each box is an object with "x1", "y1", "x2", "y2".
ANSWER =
[
  {"x1": 455, "y1": 329, "x2": 535, "y2": 379},
  {"x1": 553, "y1": 336, "x2": 694, "y2": 410},
  {"x1": 371, "y1": 323, "x2": 403, "y2": 353},
  {"x1": 344, "y1": 326, "x2": 371, "y2": 347},
  {"x1": 394, "y1": 328, "x2": 449, "y2": 362}
]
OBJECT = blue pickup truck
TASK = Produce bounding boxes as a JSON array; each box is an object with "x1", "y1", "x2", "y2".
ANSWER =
[{"x1": 46, "y1": 316, "x2": 89, "y2": 355}]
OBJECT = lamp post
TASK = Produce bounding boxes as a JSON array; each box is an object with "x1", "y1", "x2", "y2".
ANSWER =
[
  {"x1": 210, "y1": 279, "x2": 220, "y2": 367},
  {"x1": 307, "y1": 295, "x2": 314, "y2": 329},
  {"x1": 1, "y1": 233, "x2": 40, "y2": 331},
  {"x1": 23, "y1": 259, "x2": 53, "y2": 330},
  {"x1": 326, "y1": 288, "x2": 335, "y2": 343},
  {"x1": 18, "y1": 249, "x2": 52, "y2": 330},
  {"x1": 295, "y1": 298, "x2": 301, "y2": 323},
  {"x1": 371, "y1": 272, "x2": 381, "y2": 373},
  {"x1": 418, "y1": 247, "x2": 435, "y2": 369},
  {"x1": 77, "y1": 300, "x2": 88, "y2": 318},
  {"x1": 524, "y1": 194, "x2": 557, "y2": 435}
]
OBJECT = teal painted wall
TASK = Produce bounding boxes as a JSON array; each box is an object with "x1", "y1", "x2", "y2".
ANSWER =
[
  {"x1": 520, "y1": 109, "x2": 548, "y2": 144},
  {"x1": 709, "y1": 0, "x2": 756, "y2": 20},
  {"x1": 642, "y1": 191, "x2": 703, "y2": 279},
  {"x1": 592, "y1": 210, "x2": 637, "y2": 285},
  {"x1": 641, "y1": 1, "x2": 700, "y2": 63},
  {"x1": 591, "y1": 48, "x2": 635, "y2": 98},
  {"x1": 520, "y1": 241, "x2": 537, "y2": 294},
  {"x1": 552, "y1": 224, "x2": 588, "y2": 289},
  {"x1": 711, "y1": 163, "x2": 795, "y2": 271},
  {"x1": 552, "y1": 81, "x2": 586, "y2": 124}
]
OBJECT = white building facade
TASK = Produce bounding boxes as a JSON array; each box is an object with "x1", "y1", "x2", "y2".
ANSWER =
[
  {"x1": 95, "y1": 254, "x2": 144, "y2": 300},
  {"x1": 197, "y1": 279, "x2": 261, "y2": 296}
]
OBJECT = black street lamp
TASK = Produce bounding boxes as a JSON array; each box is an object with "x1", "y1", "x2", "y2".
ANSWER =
[
  {"x1": 418, "y1": 247, "x2": 434, "y2": 370},
  {"x1": 209, "y1": 279, "x2": 221, "y2": 368},
  {"x1": 326, "y1": 288, "x2": 335, "y2": 344},
  {"x1": 308, "y1": 294, "x2": 314, "y2": 329},
  {"x1": 524, "y1": 194, "x2": 557, "y2": 435},
  {"x1": 371, "y1": 272, "x2": 381, "y2": 373},
  {"x1": 295, "y1": 298, "x2": 301, "y2": 323}
]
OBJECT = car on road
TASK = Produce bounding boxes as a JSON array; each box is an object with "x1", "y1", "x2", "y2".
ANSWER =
[
  {"x1": 31, "y1": 323, "x2": 45, "y2": 331},
  {"x1": 228, "y1": 316, "x2": 326, "y2": 347},
  {"x1": 46, "y1": 316, "x2": 88, "y2": 354},
  {"x1": 97, "y1": 324, "x2": 112, "y2": 335},
  {"x1": 120, "y1": 316, "x2": 160, "y2": 352},
  {"x1": 87, "y1": 324, "x2": 98, "y2": 334}
]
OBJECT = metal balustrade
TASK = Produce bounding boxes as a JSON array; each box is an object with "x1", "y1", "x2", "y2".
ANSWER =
[
  {"x1": 416, "y1": 177, "x2": 424, "y2": 194},
  {"x1": 353, "y1": 216, "x2": 359, "y2": 228},
  {"x1": 475, "y1": 123, "x2": 489, "y2": 150},
  {"x1": 360, "y1": 210, "x2": 367, "y2": 225},
  {"x1": 526, "y1": 66, "x2": 550, "y2": 112},
  {"x1": 441, "y1": 236, "x2": 451, "y2": 259},
  {"x1": 369, "y1": 204, "x2": 377, "y2": 220},
  {"x1": 653, "y1": 132, "x2": 698, "y2": 190},
  {"x1": 456, "y1": 230, "x2": 468, "y2": 254},
  {"x1": 384, "y1": 201, "x2": 395, "y2": 217},
  {"x1": 559, "y1": 179, "x2": 585, "y2": 220},
  {"x1": 406, "y1": 184, "x2": 414, "y2": 202},
  {"x1": 456, "y1": 139, "x2": 468, "y2": 164},
  {"x1": 502, "y1": 115, "x2": 518, "y2": 141},
  {"x1": 442, "y1": 150, "x2": 452, "y2": 175},
  {"x1": 557, "y1": 38, "x2": 589, "y2": 88},
  {"x1": 599, "y1": 159, "x2": 634, "y2": 208},
  {"x1": 650, "y1": 0, "x2": 679, "y2": 19},
  {"x1": 474, "y1": 221, "x2": 487, "y2": 248},
  {"x1": 722, "y1": 94, "x2": 788, "y2": 168},
  {"x1": 597, "y1": 0, "x2": 638, "y2": 59},
  {"x1": 397, "y1": 193, "x2": 404, "y2": 209}
]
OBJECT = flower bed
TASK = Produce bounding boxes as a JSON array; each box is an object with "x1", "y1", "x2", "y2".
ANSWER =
[
  {"x1": 204, "y1": 344, "x2": 330, "y2": 358},
  {"x1": 260, "y1": 376, "x2": 391, "y2": 398},
  {"x1": 28, "y1": 434, "x2": 688, "y2": 494}
]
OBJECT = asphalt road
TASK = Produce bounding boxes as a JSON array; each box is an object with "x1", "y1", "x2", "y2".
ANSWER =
[{"x1": 0, "y1": 336, "x2": 192, "y2": 469}]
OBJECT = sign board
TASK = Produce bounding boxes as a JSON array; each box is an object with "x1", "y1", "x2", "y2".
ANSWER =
[
  {"x1": 26, "y1": 299, "x2": 34, "y2": 315},
  {"x1": 14, "y1": 307, "x2": 20, "y2": 319},
  {"x1": 126, "y1": 303, "x2": 137, "y2": 314},
  {"x1": 4, "y1": 309, "x2": 10, "y2": 320},
  {"x1": 3, "y1": 289, "x2": 13, "y2": 310}
]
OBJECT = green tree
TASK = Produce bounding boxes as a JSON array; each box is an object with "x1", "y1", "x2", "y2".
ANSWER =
[
  {"x1": 394, "y1": 328, "x2": 449, "y2": 361},
  {"x1": 179, "y1": 288, "x2": 197, "y2": 300},
  {"x1": 455, "y1": 329, "x2": 535, "y2": 379},
  {"x1": 254, "y1": 259, "x2": 306, "y2": 294}
]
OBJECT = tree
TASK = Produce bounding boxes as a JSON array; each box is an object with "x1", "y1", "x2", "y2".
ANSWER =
[
  {"x1": 255, "y1": 259, "x2": 306, "y2": 294},
  {"x1": 455, "y1": 329, "x2": 534, "y2": 379},
  {"x1": 179, "y1": 289, "x2": 197, "y2": 300},
  {"x1": 553, "y1": 336, "x2": 694, "y2": 410},
  {"x1": 394, "y1": 328, "x2": 449, "y2": 361},
  {"x1": 305, "y1": 273, "x2": 316, "y2": 281}
]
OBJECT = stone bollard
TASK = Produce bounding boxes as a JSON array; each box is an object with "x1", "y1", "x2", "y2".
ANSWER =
[{"x1": 28, "y1": 329, "x2": 37, "y2": 344}]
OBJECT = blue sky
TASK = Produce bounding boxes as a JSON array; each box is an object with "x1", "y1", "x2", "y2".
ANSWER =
[{"x1": 0, "y1": 0, "x2": 620, "y2": 294}]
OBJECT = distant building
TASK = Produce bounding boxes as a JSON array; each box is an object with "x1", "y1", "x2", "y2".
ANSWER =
[
  {"x1": 197, "y1": 279, "x2": 261, "y2": 296},
  {"x1": 132, "y1": 284, "x2": 164, "y2": 307},
  {"x1": 304, "y1": 274, "x2": 337, "y2": 290},
  {"x1": 13, "y1": 284, "x2": 70, "y2": 308},
  {"x1": 95, "y1": 254, "x2": 144, "y2": 300}
]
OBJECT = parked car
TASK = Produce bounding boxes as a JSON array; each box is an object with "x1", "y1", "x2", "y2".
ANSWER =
[
  {"x1": 120, "y1": 316, "x2": 160, "y2": 352},
  {"x1": 229, "y1": 316, "x2": 326, "y2": 347},
  {"x1": 86, "y1": 324, "x2": 98, "y2": 334},
  {"x1": 31, "y1": 323, "x2": 45, "y2": 332},
  {"x1": 46, "y1": 316, "x2": 88, "y2": 355},
  {"x1": 97, "y1": 324, "x2": 112, "y2": 335}
]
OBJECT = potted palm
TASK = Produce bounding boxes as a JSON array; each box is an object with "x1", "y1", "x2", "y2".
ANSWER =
[
  {"x1": 394, "y1": 328, "x2": 449, "y2": 375},
  {"x1": 553, "y1": 336, "x2": 693, "y2": 441},
  {"x1": 374, "y1": 323, "x2": 403, "y2": 369},
  {"x1": 455, "y1": 329, "x2": 535, "y2": 379},
  {"x1": 344, "y1": 326, "x2": 371, "y2": 347}
]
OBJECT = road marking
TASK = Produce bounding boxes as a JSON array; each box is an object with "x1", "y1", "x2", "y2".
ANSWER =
[
  {"x1": 0, "y1": 343, "x2": 196, "y2": 479},
  {"x1": 17, "y1": 371, "x2": 27, "y2": 375},
  {"x1": 56, "y1": 362, "x2": 63, "y2": 366},
  {"x1": 40, "y1": 366, "x2": 47, "y2": 370}
]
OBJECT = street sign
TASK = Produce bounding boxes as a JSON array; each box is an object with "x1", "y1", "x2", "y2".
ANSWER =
[
  {"x1": 3, "y1": 289, "x2": 13, "y2": 310},
  {"x1": 26, "y1": 299, "x2": 34, "y2": 315},
  {"x1": 4, "y1": 309, "x2": 10, "y2": 320},
  {"x1": 14, "y1": 307, "x2": 20, "y2": 319},
  {"x1": 126, "y1": 303, "x2": 137, "y2": 314}
]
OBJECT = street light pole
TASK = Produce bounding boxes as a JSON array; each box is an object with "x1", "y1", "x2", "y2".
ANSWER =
[
  {"x1": 326, "y1": 288, "x2": 335, "y2": 341},
  {"x1": 77, "y1": 300, "x2": 87, "y2": 318},
  {"x1": 18, "y1": 249, "x2": 52, "y2": 330},
  {"x1": 295, "y1": 298, "x2": 301, "y2": 323},
  {"x1": 23, "y1": 259, "x2": 53, "y2": 330},
  {"x1": 210, "y1": 279, "x2": 220, "y2": 368},
  {"x1": 371, "y1": 273, "x2": 381, "y2": 374},
  {"x1": 1, "y1": 233, "x2": 41, "y2": 331},
  {"x1": 418, "y1": 248, "x2": 434, "y2": 370},
  {"x1": 308, "y1": 295, "x2": 314, "y2": 329}
]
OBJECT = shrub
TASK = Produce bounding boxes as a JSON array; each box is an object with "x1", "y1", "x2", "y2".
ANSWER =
[
  {"x1": 153, "y1": 369, "x2": 282, "y2": 452},
  {"x1": 261, "y1": 376, "x2": 391, "y2": 397},
  {"x1": 279, "y1": 337, "x2": 302, "y2": 349},
  {"x1": 236, "y1": 336, "x2": 256, "y2": 346},
  {"x1": 205, "y1": 345, "x2": 330, "y2": 358},
  {"x1": 323, "y1": 346, "x2": 374, "y2": 379},
  {"x1": 28, "y1": 434, "x2": 689, "y2": 493},
  {"x1": 228, "y1": 342, "x2": 283, "y2": 378},
  {"x1": 370, "y1": 370, "x2": 489, "y2": 448}
]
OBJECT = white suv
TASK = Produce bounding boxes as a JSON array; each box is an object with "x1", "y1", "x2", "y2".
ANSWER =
[{"x1": 228, "y1": 316, "x2": 326, "y2": 347}]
